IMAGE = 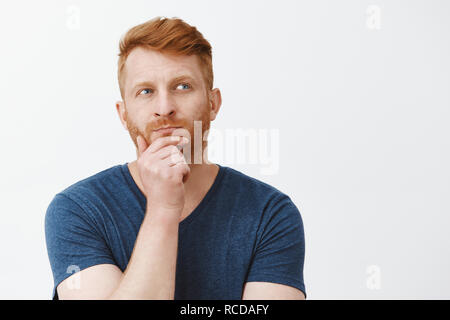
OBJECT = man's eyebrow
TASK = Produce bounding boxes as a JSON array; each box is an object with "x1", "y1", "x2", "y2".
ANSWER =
[
  {"x1": 131, "y1": 74, "x2": 197, "y2": 91},
  {"x1": 171, "y1": 74, "x2": 197, "y2": 83}
]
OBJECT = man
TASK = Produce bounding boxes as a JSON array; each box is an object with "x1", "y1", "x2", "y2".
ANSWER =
[{"x1": 45, "y1": 16, "x2": 306, "y2": 300}]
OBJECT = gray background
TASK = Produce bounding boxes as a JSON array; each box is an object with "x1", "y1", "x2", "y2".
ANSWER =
[{"x1": 0, "y1": 0, "x2": 448, "y2": 299}]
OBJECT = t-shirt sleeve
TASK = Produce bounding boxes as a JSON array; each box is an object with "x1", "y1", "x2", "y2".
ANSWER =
[
  {"x1": 245, "y1": 195, "x2": 307, "y2": 298},
  {"x1": 44, "y1": 193, "x2": 117, "y2": 299}
]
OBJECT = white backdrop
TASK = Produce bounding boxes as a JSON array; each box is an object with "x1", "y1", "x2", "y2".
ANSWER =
[{"x1": 0, "y1": 0, "x2": 449, "y2": 299}]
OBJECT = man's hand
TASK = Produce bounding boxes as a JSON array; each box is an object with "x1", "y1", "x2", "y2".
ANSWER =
[
  {"x1": 57, "y1": 134, "x2": 191, "y2": 300},
  {"x1": 136, "y1": 135, "x2": 190, "y2": 218}
]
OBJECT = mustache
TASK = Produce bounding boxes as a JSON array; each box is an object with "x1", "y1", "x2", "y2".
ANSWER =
[{"x1": 144, "y1": 120, "x2": 188, "y2": 135}]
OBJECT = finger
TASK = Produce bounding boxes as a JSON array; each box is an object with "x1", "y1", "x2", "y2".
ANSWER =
[
  {"x1": 161, "y1": 146, "x2": 186, "y2": 165},
  {"x1": 158, "y1": 145, "x2": 183, "y2": 160},
  {"x1": 148, "y1": 135, "x2": 190, "y2": 154},
  {"x1": 171, "y1": 161, "x2": 191, "y2": 183},
  {"x1": 160, "y1": 153, "x2": 188, "y2": 182},
  {"x1": 136, "y1": 135, "x2": 149, "y2": 158},
  {"x1": 165, "y1": 151, "x2": 185, "y2": 166}
]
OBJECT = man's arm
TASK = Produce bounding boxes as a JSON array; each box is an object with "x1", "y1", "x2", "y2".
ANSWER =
[
  {"x1": 57, "y1": 135, "x2": 190, "y2": 300},
  {"x1": 57, "y1": 206, "x2": 180, "y2": 300},
  {"x1": 241, "y1": 195, "x2": 307, "y2": 300},
  {"x1": 242, "y1": 282, "x2": 306, "y2": 300}
]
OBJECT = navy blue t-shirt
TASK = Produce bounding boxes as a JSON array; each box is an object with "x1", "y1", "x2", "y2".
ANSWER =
[{"x1": 45, "y1": 163, "x2": 306, "y2": 299}]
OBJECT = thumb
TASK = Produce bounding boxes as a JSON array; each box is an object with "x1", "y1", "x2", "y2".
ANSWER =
[{"x1": 136, "y1": 135, "x2": 149, "y2": 157}]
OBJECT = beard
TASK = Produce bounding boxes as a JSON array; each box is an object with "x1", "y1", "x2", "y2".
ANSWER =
[{"x1": 124, "y1": 106, "x2": 211, "y2": 164}]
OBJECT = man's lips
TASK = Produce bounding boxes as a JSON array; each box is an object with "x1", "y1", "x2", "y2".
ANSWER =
[{"x1": 153, "y1": 126, "x2": 182, "y2": 134}]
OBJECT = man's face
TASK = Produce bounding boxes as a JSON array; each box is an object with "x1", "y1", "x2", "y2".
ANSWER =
[{"x1": 116, "y1": 47, "x2": 220, "y2": 159}]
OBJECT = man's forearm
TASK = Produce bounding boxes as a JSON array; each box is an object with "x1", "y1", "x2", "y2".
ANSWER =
[{"x1": 108, "y1": 206, "x2": 180, "y2": 299}]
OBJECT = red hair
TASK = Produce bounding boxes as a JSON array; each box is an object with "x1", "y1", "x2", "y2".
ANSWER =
[{"x1": 117, "y1": 16, "x2": 213, "y2": 99}]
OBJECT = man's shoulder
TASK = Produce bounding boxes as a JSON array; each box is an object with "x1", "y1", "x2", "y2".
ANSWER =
[
  {"x1": 49, "y1": 163, "x2": 128, "y2": 212},
  {"x1": 220, "y1": 165, "x2": 293, "y2": 206},
  {"x1": 219, "y1": 166, "x2": 302, "y2": 233},
  {"x1": 60, "y1": 163, "x2": 123, "y2": 194}
]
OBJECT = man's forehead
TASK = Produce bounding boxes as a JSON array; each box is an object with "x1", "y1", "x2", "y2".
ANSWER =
[{"x1": 125, "y1": 47, "x2": 201, "y2": 82}]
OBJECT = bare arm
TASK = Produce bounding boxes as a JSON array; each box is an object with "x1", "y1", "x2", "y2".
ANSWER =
[
  {"x1": 108, "y1": 207, "x2": 180, "y2": 299},
  {"x1": 57, "y1": 135, "x2": 190, "y2": 300},
  {"x1": 57, "y1": 206, "x2": 180, "y2": 300},
  {"x1": 242, "y1": 282, "x2": 306, "y2": 300}
]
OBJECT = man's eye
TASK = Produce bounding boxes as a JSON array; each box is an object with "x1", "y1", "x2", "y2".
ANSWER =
[
  {"x1": 138, "y1": 89, "x2": 152, "y2": 95},
  {"x1": 176, "y1": 83, "x2": 191, "y2": 90}
]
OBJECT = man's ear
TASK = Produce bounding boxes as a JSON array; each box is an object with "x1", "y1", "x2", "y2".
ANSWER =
[
  {"x1": 209, "y1": 88, "x2": 222, "y2": 121},
  {"x1": 116, "y1": 100, "x2": 128, "y2": 130}
]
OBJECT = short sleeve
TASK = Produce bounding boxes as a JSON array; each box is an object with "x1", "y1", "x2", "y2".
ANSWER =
[
  {"x1": 245, "y1": 195, "x2": 307, "y2": 298},
  {"x1": 45, "y1": 193, "x2": 117, "y2": 300}
]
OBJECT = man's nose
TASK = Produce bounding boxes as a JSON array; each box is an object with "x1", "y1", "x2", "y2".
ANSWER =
[{"x1": 153, "y1": 90, "x2": 176, "y2": 118}]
